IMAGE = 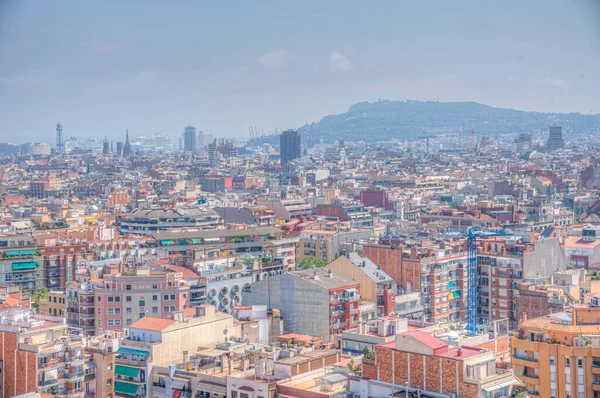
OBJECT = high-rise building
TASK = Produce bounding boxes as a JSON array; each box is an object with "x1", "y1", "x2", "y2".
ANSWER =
[
  {"x1": 102, "y1": 136, "x2": 110, "y2": 155},
  {"x1": 197, "y1": 130, "x2": 204, "y2": 148},
  {"x1": 280, "y1": 129, "x2": 301, "y2": 165},
  {"x1": 116, "y1": 141, "x2": 124, "y2": 157},
  {"x1": 547, "y1": 126, "x2": 565, "y2": 151},
  {"x1": 56, "y1": 122, "x2": 65, "y2": 154},
  {"x1": 123, "y1": 129, "x2": 132, "y2": 157},
  {"x1": 184, "y1": 125, "x2": 196, "y2": 152}
]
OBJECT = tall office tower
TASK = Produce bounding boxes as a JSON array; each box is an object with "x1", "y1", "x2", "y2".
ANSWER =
[
  {"x1": 280, "y1": 129, "x2": 301, "y2": 165},
  {"x1": 116, "y1": 141, "x2": 124, "y2": 157},
  {"x1": 184, "y1": 125, "x2": 196, "y2": 152},
  {"x1": 197, "y1": 130, "x2": 205, "y2": 148},
  {"x1": 123, "y1": 129, "x2": 132, "y2": 157},
  {"x1": 102, "y1": 137, "x2": 110, "y2": 155},
  {"x1": 56, "y1": 123, "x2": 65, "y2": 154},
  {"x1": 547, "y1": 126, "x2": 565, "y2": 151}
]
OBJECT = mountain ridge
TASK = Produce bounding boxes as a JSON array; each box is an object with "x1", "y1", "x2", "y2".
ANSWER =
[{"x1": 249, "y1": 100, "x2": 600, "y2": 146}]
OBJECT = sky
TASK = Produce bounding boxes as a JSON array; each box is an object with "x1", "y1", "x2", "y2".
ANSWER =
[{"x1": 0, "y1": 0, "x2": 599, "y2": 142}]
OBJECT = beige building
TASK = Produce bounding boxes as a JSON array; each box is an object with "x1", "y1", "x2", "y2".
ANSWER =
[
  {"x1": 114, "y1": 305, "x2": 240, "y2": 397},
  {"x1": 39, "y1": 290, "x2": 67, "y2": 317}
]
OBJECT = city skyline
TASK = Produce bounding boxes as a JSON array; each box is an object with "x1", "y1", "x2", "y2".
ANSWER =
[{"x1": 1, "y1": 0, "x2": 600, "y2": 142}]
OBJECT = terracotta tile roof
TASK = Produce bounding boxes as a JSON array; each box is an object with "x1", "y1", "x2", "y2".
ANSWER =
[
  {"x1": 167, "y1": 265, "x2": 200, "y2": 280},
  {"x1": 129, "y1": 316, "x2": 176, "y2": 331}
]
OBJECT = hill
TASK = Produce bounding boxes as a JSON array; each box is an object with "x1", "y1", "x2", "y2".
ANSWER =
[{"x1": 249, "y1": 100, "x2": 600, "y2": 146}]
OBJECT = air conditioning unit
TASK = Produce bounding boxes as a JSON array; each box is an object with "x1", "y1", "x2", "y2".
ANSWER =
[{"x1": 591, "y1": 296, "x2": 600, "y2": 307}]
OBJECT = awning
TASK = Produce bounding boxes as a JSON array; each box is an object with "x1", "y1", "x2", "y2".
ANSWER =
[
  {"x1": 19, "y1": 250, "x2": 37, "y2": 255},
  {"x1": 115, "y1": 364, "x2": 139, "y2": 377},
  {"x1": 161, "y1": 240, "x2": 175, "y2": 246},
  {"x1": 191, "y1": 238, "x2": 202, "y2": 244},
  {"x1": 117, "y1": 347, "x2": 149, "y2": 356},
  {"x1": 114, "y1": 381, "x2": 138, "y2": 395},
  {"x1": 171, "y1": 379, "x2": 186, "y2": 389},
  {"x1": 482, "y1": 378, "x2": 519, "y2": 391},
  {"x1": 448, "y1": 281, "x2": 455, "y2": 289},
  {"x1": 453, "y1": 290, "x2": 462, "y2": 298},
  {"x1": 448, "y1": 292, "x2": 455, "y2": 300},
  {"x1": 45, "y1": 369, "x2": 58, "y2": 380},
  {"x1": 5, "y1": 251, "x2": 20, "y2": 256},
  {"x1": 12, "y1": 261, "x2": 37, "y2": 270},
  {"x1": 203, "y1": 238, "x2": 220, "y2": 243}
]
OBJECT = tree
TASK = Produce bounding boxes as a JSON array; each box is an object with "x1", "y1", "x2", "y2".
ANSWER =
[
  {"x1": 297, "y1": 257, "x2": 327, "y2": 270},
  {"x1": 347, "y1": 359, "x2": 361, "y2": 375},
  {"x1": 449, "y1": 200, "x2": 461, "y2": 209},
  {"x1": 32, "y1": 287, "x2": 49, "y2": 312},
  {"x1": 362, "y1": 347, "x2": 375, "y2": 360}
]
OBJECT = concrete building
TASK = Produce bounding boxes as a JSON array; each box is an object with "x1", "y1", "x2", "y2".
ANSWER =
[
  {"x1": 38, "y1": 290, "x2": 67, "y2": 317},
  {"x1": 213, "y1": 206, "x2": 276, "y2": 227},
  {"x1": 243, "y1": 268, "x2": 360, "y2": 341},
  {"x1": 0, "y1": 237, "x2": 43, "y2": 292},
  {"x1": 547, "y1": 125, "x2": 565, "y2": 151},
  {"x1": 114, "y1": 305, "x2": 239, "y2": 398},
  {"x1": 0, "y1": 308, "x2": 85, "y2": 397},
  {"x1": 280, "y1": 129, "x2": 301, "y2": 165},
  {"x1": 183, "y1": 125, "x2": 196, "y2": 152},
  {"x1": 298, "y1": 229, "x2": 373, "y2": 264},
  {"x1": 325, "y1": 253, "x2": 396, "y2": 317},
  {"x1": 511, "y1": 303, "x2": 600, "y2": 397},
  {"x1": 257, "y1": 198, "x2": 313, "y2": 221},
  {"x1": 118, "y1": 206, "x2": 222, "y2": 235}
]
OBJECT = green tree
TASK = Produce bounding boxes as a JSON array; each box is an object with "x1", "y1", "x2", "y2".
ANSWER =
[
  {"x1": 32, "y1": 287, "x2": 49, "y2": 312},
  {"x1": 449, "y1": 200, "x2": 461, "y2": 209},
  {"x1": 362, "y1": 347, "x2": 375, "y2": 360},
  {"x1": 347, "y1": 359, "x2": 361, "y2": 374},
  {"x1": 297, "y1": 257, "x2": 327, "y2": 270}
]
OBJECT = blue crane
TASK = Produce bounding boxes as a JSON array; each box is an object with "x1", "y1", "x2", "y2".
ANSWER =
[{"x1": 465, "y1": 226, "x2": 512, "y2": 334}]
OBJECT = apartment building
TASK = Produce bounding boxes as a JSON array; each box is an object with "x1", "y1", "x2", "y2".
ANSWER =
[
  {"x1": 355, "y1": 330, "x2": 520, "y2": 398},
  {"x1": 83, "y1": 331, "x2": 121, "y2": 398},
  {"x1": 39, "y1": 244, "x2": 93, "y2": 290},
  {"x1": 257, "y1": 198, "x2": 313, "y2": 220},
  {"x1": 316, "y1": 203, "x2": 374, "y2": 228},
  {"x1": 0, "y1": 235, "x2": 43, "y2": 292},
  {"x1": 0, "y1": 308, "x2": 85, "y2": 397},
  {"x1": 325, "y1": 253, "x2": 396, "y2": 317},
  {"x1": 94, "y1": 267, "x2": 189, "y2": 331},
  {"x1": 298, "y1": 228, "x2": 372, "y2": 264},
  {"x1": 476, "y1": 236, "x2": 567, "y2": 329},
  {"x1": 363, "y1": 241, "x2": 468, "y2": 324},
  {"x1": 66, "y1": 280, "x2": 102, "y2": 336},
  {"x1": 243, "y1": 268, "x2": 360, "y2": 341},
  {"x1": 512, "y1": 303, "x2": 600, "y2": 397},
  {"x1": 118, "y1": 206, "x2": 222, "y2": 235},
  {"x1": 114, "y1": 305, "x2": 239, "y2": 398},
  {"x1": 39, "y1": 290, "x2": 67, "y2": 317}
]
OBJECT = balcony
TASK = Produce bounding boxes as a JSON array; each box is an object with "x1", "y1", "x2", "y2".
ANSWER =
[
  {"x1": 512, "y1": 354, "x2": 538, "y2": 365},
  {"x1": 519, "y1": 372, "x2": 539, "y2": 384},
  {"x1": 65, "y1": 355, "x2": 84, "y2": 363},
  {"x1": 65, "y1": 371, "x2": 85, "y2": 380},
  {"x1": 593, "y1": 382, "x2": 600, "y2": 392},
  {"x1": 39, "y1": 378, "x2": 59, "y2": 387}
]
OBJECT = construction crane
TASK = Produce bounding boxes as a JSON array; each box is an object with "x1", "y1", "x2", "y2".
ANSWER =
[{"x1": 465, "y1": 226, "x2": 512, "y2": 334}]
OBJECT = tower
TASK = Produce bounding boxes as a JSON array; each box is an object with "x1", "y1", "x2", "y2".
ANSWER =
[
  {"x1": 280, "y1": 129, "x2": 301, "y2": 165},
  {"x1": 183, "y1": 126, "x2": 196, "y2": 152},
  {"x1": 547, "y1": 126, "x2": 565, "y2": 152},
  {"x1": 102, "y1": 137, "x2": 110, "y2": 155},
  {"x1": 123, "y1": 129, "x2": 132, "y2": 157},
  {"x1": 56, "y1": 123, "x2": 65, "y2": 154}
]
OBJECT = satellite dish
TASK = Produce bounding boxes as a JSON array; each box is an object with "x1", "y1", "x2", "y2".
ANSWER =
[{"x1": 223, "y1": 329, "x2": 229, "y2": 336}]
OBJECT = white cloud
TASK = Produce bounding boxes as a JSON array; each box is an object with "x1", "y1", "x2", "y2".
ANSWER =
[
  {"x1": 544, "y1": 78, "x2": 571, "y2": 88},
  {"x1": 533, "y1": 77, "x2": 571, "y2": 89},
  {"x1": 258, "y1": 50, "x2": 290, "y2": 68},
  {"x1": 328, "y1": 51, "x2": 353, "y2": 72}
]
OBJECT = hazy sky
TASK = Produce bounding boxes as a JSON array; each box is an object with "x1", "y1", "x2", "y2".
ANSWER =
[{"x1": 1, "y1": 0, "x2": 599, "y2": 142}]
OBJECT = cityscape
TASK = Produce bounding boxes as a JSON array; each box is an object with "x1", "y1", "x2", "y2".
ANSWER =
[{"x1": 1, "y1": 2, "x2": 600, "y2": 398}]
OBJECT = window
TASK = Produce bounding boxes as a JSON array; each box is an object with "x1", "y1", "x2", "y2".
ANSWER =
[
  {"x1": 240, "y1": 393, "x2": 249, "y2": 398},
  {"x1": 170, "y1": 306, "x2": 176, "y2": 312},
  {"x1": 152, "y1": 295, "x2": 158, "y2": 301},
  {"x1": 108, "y1": 320, "x2": 114, "y2": 326},
  {"x1": 108, "y1": 308, "x2": 114, "y2": 315},
  {"x1": 183, "y1": 293, "x2": 187, "y2": 299},
  {"x1": 126, "y1": 296, "x2": 132, "y2": 302},
  {"x1": 115, "y1": 320, "x2": 121, "y2": 326},
  {"x1": 97, "y1": 308, "x2": 102, "y2": 314},
  {"x1": 232, "y1": 392, "x2": 237, "y2": 398},
  {"x1": 550, "y1": 356, "x2": 555, "y2": 366},
  {"x1": 163, "y1": 294, "x2": 169, "y2": 301},
  {"x1": 114, "y1": 297, "x2": 121, "y2": 302},
  {"x1": 578, "y1": 358, "x2": 583, "y2": 368},
  {"x1": 126, "y1": 284, "x2": 132, "y2": 291},
  {"x1": 107, "y1": 378, "x2": 112, "y2": 386},
  {"x1": 163, "y1": 306, "x2": 169, "y2": 312},
  {"x1": 126, "y1": 319, "x2": 132, "y2": 326},
  {"x1": 152, "y1": 284, "x2": 158, "y2": 290},
  {"x1": 139, "y1": 300, "x2": 145, "y2": 307},
  {"x1": 152, "y1": 307, "x2": 158, "y2": 313},
  {"x1": 107, "y1": 297, "x2": 114, "y2": 303},
  {"x1": 97, "y1": 320, "x2": 102, "y2": 327},
  {"x1": 170, "y1": 294, "x2": 176, "y2": 300},
  {"x1": 139, "y1": 313, "x2": 145, "y2": 319},
  {"x1": 107, "y1": 364, "x2": 112, "y2": 370},
  {"x1": 126, "y1": 308, "x2": 132, "y2": 315},
  {"x1": 565, "y1": 357, "x2": 570, "y2": 367}
]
